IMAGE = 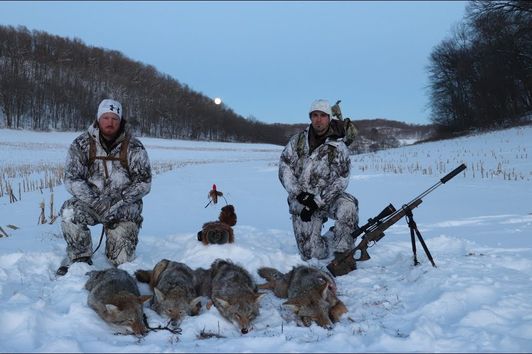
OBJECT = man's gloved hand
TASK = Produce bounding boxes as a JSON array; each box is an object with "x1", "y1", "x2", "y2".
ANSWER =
[
  {"x1": 105, "y1": 199, "x2": 126, "y2": 224},
  {"x1": 296, "y1": 192, "x2": 319, "y2": 210},
  {"x1": 300, "y1": 206, "x2": 315, "y2": 222},
  {"x1": 297, "y1": 192, "x2": 319, "y2": 222},
  {"x1": 91, "y1": 192, "x2": 122, "y2": 219}
]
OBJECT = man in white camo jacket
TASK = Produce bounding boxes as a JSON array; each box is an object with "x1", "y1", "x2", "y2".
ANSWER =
[
  {"x1": 56, "y1": 99, "x2": 151, "y2": 275},
  {"x1": 278, "y1": 99, "x2": 359, "y2": 263}
]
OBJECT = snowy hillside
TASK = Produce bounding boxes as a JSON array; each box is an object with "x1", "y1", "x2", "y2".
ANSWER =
[{"x1": 0, "y1": 126, "x2": 531, "y2": 352}]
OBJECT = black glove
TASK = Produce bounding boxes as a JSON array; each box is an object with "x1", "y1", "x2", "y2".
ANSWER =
[
  {"x1": 300, "y1": 206, "x2": 314, "y2": 222},
  {"x1": 296, "y1": 192, "x2": 319, "y2": 210}
]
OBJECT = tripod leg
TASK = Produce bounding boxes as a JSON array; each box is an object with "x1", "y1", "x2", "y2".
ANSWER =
[
  {"x1": 414, "y1": 227, "x2": 437, "y2": 267},
  {"x1": 409, "y1": 219, "x2": 420, "y2": 266}
]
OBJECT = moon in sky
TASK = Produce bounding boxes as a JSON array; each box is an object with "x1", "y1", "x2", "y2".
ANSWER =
[{"x1": 214, "y1": 97, "x2": 222, "y2": 105}]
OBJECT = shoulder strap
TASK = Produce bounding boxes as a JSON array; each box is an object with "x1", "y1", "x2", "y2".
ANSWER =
[
  {"x1": 87, "y1": 134, "x2": 130, "y2": 175},
  {"x1": 88, "y1": 136, "x2": 96, "y2": 169},
  {"x1": 297, "y1": 130, "x2": 335, "y2": 164},
  {"x1": 119, "y1": 135, "x2": 130, "y2": 173},
  {"x1": 296, "y1": 131, "x2": 306, "y2": 159}
]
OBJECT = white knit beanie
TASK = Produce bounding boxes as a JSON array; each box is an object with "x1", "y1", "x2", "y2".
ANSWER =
[
  {"x1": 97, "y1": 99, "x2": 122, "y2": 120},
  {"x1": 309, "y1": 99, "x2": 332, "y2": 117}
]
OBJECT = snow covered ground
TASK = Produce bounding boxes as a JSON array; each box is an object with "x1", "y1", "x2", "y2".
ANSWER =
[{"x1": 0, "y1": 125, "x2": 531, "y2": 352}]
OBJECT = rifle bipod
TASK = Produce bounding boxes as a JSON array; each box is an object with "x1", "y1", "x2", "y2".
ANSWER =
[{"x1": 403, "y1": 205, "x2": 436, "y2": 267}]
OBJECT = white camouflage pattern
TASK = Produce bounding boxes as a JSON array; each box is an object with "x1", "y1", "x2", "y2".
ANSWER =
[
  {"x1": 60, "y1": 121, "x2": 151, "y2": 264},
  {"x1": 279, "y1": 127, "x2": 358, "y2": 260}
]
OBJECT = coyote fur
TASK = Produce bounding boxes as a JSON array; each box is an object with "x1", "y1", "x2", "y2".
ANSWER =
[
  {"x1": 197, "y1": 204, "x2": 237, "y2": 245},
  {"x1": 257, "y1": 265, "x2": 347, "y2": 328},
  {"x1": 206, "y1": 259, "x2": 263, "y2": 334},
  {"x1": 135, "y1": 259, "x2": 203, "y2": 326},
  {"x1": 85, "y1": 268, "x2": 151, "y2": 336}
]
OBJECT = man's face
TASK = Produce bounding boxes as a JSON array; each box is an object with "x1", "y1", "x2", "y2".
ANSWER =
[
  {"x1": 310, "y1": 111, "x2": 330, "y2": 136},
  {"x1": 98, "y1": 113, "x2": 121, "y2": 138}
]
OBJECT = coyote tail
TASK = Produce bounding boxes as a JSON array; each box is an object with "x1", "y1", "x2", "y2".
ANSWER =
[
  {"x1": 135, "y1": 259, "x2": 170, "y2": 288},
  {"x1": 257, "y1": 267, "x2": 284, "y2": 281},
  {"x1": 257, "y1": 267, "x2": 289, "y2": 298},
  {"x1": 134, "y1": 269, "x2": 152, "y2": 283}
]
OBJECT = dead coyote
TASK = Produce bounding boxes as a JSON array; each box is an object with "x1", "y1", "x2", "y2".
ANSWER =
[
  {"x1": 207, "y1": 259, "x2": 263, "y2": 334},
  {"x1": 135, "y1": 259, "x2": 203, "y2": 327},
  {"x1": 257, "y1": 265, "x2": 347, "y2": 328},
  {"x1": 85, "y1": 268, "x2": 151, "y2": 336}
]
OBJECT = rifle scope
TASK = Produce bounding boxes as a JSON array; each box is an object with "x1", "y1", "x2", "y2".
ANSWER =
[{"x1": 353, "y1": 203, "x2": 396, "y2": 238}]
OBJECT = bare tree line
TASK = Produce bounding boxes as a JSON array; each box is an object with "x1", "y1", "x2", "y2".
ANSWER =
[
  {"x1": 0, "y1": 25, "x2": 289, "y2": 145},
  {"x1": 427, "y1": 0, "x2": 532, "y2": 135}
]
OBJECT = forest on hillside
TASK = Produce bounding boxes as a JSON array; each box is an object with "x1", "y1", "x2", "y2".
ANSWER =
[
  {"x1": 0, "y1": 25, "x2": 289, "y2": 145},
  {"x1": 6, "y1": 1, "x2": 528, "y2": 149},
  {"x1": 0, "y1": 23, "x2": 435, "y2": 150},
  {"x1": 427, "y1": 0, "x2": 532, "y2": 135}
]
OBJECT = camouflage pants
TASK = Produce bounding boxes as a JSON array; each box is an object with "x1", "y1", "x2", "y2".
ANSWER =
[
  {"x1": 60, "y1": 197, "x2": 141, "y2": 266},
  {"x1": 289, "y1": 192, "x2": 359, "y2": 261}
]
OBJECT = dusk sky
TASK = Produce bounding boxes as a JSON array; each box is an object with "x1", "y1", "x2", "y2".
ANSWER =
[{"x1": 0, "y1": 1, "x2": 468, "y2": 125}]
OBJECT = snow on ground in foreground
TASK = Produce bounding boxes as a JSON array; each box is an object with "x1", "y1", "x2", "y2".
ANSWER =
[{"x1": 0, "y1": 126, "x2": 531, "y2": 352}]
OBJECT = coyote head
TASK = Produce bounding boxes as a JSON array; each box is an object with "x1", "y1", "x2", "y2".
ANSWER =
[
  {"x1": 153, "y1": 288, "x2": 202, "y2": 327},
  {"x1": 213, "y1": 292, "x2": 263, "y2": 334},
  {"x1": 283, "y1": 296, "x2": 333, "y2": 329},
  {"x1": 283, "y1": 276, "x2": 345, "y2": 329},
  {"x1": 102, "y1": 292, "x2": 151, "y2": 336}
]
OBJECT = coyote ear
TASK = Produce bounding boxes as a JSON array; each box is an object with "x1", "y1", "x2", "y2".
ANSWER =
[
  {"x1": 215, "y1": 297, "x2": 230, "y2": 309},
  {"x1": 138, "y1": 295, "x2": 152, "y2": 304},
  {"x1": 190, "y1": 296, "x2": 202, "y2": 308},
  {"x1": 329, "y1": 300, "x2": 348, "y2": 322},
  {"x1": 154, "y1": 288, "x2": 165, "y2": 301},
  {"x1": 105, "y1": 304, "x2": 119, "y2": 313},
  {"x1": 320, "y1": 283, "x2": 329, "y2": 299}
]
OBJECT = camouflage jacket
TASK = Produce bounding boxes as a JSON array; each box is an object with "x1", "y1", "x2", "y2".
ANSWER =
[
  {"x1": 64, "y1": 121, "x2": 152, "y2": 208},
  {"x1": 279, "y1": 125, "x2": 351, "y2": 210}
]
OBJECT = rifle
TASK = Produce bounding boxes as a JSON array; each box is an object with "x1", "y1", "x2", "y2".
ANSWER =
[{"x1": 327, "y1": 163, "x2": 467, "y2": 276}]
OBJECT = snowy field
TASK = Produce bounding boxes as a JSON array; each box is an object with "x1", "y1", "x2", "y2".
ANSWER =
[{"x1": 0, "y1": 126, "x2": 531, "y2": 352}]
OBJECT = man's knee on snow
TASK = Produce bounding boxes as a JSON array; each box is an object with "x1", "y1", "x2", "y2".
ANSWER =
[
  {"x1": 334, "y1": 199, "x2": 359, "y2": 228},
  {"x1": 61, "y1": 218, "x2": 92, "y2": 261},
  {"x1": 105, "y1": 221, "x2": 139, "y2": 266},
  {"x1": 293, "y1": 218, "x2": 329, "y2": 260}
]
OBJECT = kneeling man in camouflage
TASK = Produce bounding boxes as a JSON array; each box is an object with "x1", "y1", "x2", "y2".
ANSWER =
[
  {"x1": 278, "y1": 99, "x2": 359, "y2": 266},
  {"x1": 56, "y1": 98, "x2": 152, "y2": 275}
]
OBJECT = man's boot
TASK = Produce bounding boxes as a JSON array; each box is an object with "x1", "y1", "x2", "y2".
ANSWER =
[
  {"x1": 327, "y1": 250, "x2": 356, "y2": 277},
  {"x1": 56, "y1": 218, "x2": 94, "y2": 276},
  {"x1": 56, "y1": 256, "x2": 93, "y2": 276}
]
